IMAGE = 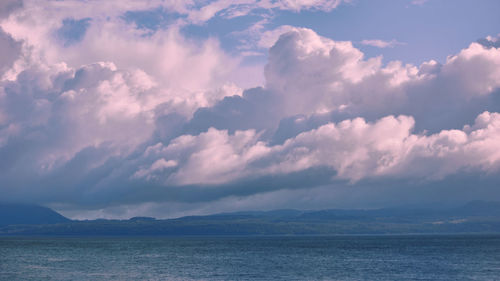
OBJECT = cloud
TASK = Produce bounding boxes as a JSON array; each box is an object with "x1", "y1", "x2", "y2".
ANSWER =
[
  {"x1": 136, "y1": 29, "x2": 500, "y2": 203},
  {"x1": 477, "y1": 34, "x2": 500, "y2": 49},
  {"x1": 0, "y1": 0, "x2": 22, "y2": 19},
  {"x1": 0, "y1": 28, "x2": 20, "y2": 76},
  {"x1": 0, "y1": 2, "x2": 499, "y2": 218},
  {"x1": 264, "y1": 28, "x2": 500, "y2": 132},
  {"x1": 360, "y1": 39, "x2": 405, "y2": 48},
  {"x1": 186, "y1": 0, "x2": 348, "y2": 24},
  {"x1": 139, "y1": 111, "x2": 500, "y2": 186},
  {"x1": 242, "y1": 23, "x2": 300, "y2": 51},
  {"x1": 0, "y1": 0, "x2": 259, "y2": 114},
  {"x1": 273, "y1": 0, "x2": 348, "y2": 12},
  {"x1": 49, "y1": 110, "x2": 500, "y2": 219}
]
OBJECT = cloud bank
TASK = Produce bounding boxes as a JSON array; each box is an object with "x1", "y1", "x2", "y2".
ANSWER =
[{"x1": 0, "y1": 1, "x2": 499, "y2": 218}]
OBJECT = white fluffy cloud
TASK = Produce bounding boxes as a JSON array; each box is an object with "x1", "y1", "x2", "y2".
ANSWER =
[
  {"x1": 0, "y1": 62, "x2": 156, "y2": 177},
  {"x1": 136, "y1": 111, "x2": 500, "y2": 186},
  {"x1": 264, "y1": 28, "x2": 500, "y2": 132},
  {"x1": 0, "y1": 0, "x2": 252, "y2": 200},
  {"x1": 129, "y1": 28, "x2": 500, "y2": 190},
  {"x1": 0, "y1": 1, "x2": 254, "y2": 113},
  {"x1": 0, "y1": 1, "x2": 499, "y2": 217}
]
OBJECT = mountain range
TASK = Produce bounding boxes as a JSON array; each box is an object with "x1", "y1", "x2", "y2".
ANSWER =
[{"x1": 1, "y1": 201, "x2": 500, "y2": 236}]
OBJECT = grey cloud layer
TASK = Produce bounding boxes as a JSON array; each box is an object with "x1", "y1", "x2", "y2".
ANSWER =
[{"x1": 0, "y1": 2, "x2": 499, "y2": 217}]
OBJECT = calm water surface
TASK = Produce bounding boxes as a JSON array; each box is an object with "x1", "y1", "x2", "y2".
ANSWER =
[{"x1": 1, "y1": 235, "x2": 499, "y2": 280}]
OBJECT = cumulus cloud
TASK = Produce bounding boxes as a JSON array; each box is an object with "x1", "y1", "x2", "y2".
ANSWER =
[
  {"x1": 137, "y1": 111, "x2": 500, "y2": 186},
  {"x1": 0, "y1": 0, "x2": 256, "y2": 207},
  {"x1": 0, "y1": 0, "x2": 262, "y2": 115},
  {"x1": 0, "y1": 1, "x2": 499, "y2": 218},
  {"x1": 138, "y1": 29, "x2": 500, "y2": 200},
  {"x1": 264, "y1": 28, "x2": 500, "y2": 132}
]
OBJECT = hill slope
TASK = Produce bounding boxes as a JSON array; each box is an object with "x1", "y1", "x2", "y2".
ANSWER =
[{"x1": 0, "y1": 203, "x2": 70, "y2": 227}]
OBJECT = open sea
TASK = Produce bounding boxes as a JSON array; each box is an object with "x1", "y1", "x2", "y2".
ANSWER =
[{"x1": 1, "y1": 234, "x2": 499, "y2": 280}]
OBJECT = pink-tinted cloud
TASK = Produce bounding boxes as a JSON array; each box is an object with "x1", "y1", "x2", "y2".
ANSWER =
[{"x1": 0, "y1": 2, "x2": 499, "y2": 218}]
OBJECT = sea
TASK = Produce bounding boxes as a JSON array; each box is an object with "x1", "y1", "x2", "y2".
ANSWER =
[{"x1": 1, "y1": 234, "x2": 499, "y2": 280}]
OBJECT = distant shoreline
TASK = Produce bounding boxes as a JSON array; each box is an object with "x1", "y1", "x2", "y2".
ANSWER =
[{"x1": 2, "y1": 201, "x2": 500, "y2": 236}]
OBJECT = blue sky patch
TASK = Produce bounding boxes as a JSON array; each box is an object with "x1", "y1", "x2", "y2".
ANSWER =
[{"x1": 57, "y1": 17, "x2": 91, "y2": 46}]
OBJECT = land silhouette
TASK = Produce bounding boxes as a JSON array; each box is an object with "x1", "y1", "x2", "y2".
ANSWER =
[{"x1": 1, "y1": 201, "x2": 500, "y2": 236}]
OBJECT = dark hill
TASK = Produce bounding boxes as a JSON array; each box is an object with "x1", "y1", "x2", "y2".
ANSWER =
[{"x1": 0, "y1": 203, "x2": 70, "y2": 227}]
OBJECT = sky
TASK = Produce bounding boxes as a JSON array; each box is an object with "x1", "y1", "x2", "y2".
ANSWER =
[{"x1": 0, "y1": 0, "x2": 500, "y2": 219}]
